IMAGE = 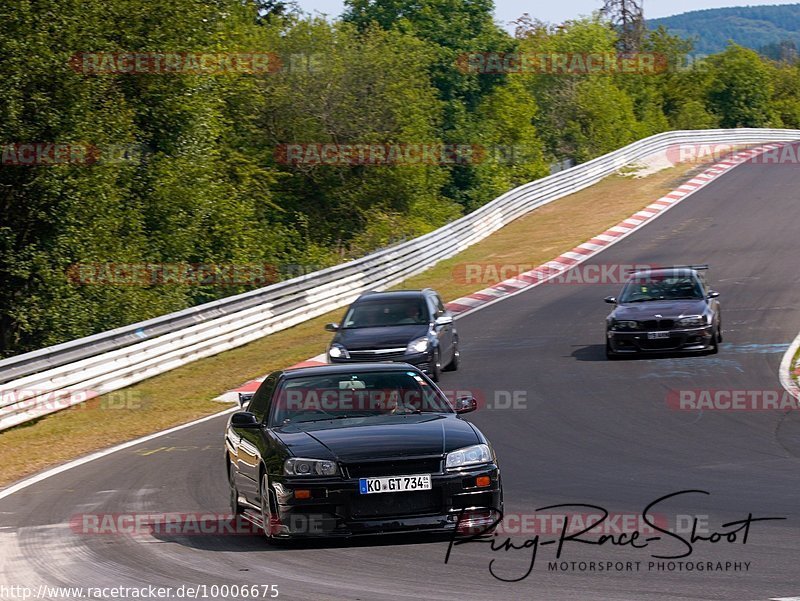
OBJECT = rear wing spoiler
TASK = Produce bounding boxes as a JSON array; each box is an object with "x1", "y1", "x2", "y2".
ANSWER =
[{"x1": 626, "y1": 264, "x2": 709, "y2": 274}]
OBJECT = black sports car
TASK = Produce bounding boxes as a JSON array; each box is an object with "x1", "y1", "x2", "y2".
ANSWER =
[
  {"x1": 324, "y1": 289, "x2": 459, "y2": 382},
  {"x1": 604, "y1": 265, "x2": 722, "y2": 358},
  {"x1": 225, "y1": 363, "x2": 502, "y2": 540}
]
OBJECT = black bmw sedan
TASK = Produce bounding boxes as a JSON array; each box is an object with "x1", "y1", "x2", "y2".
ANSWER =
[
  {"x1": 225, "y1": 363, "x2": 502, "y2": 540},
  {"x1": 604, "y1": 265, "x2": 722, "y2": 358}
]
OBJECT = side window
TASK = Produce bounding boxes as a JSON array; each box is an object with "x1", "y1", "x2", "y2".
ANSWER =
[
  {"x1": 428, "y1": 293, "x2": 445, "y2": 318},
  {"x1": 248, "y1": 375, "x2": 277, "y2": 422},
  {"x1": 425, "y1": 295, "x2": 438, "y2": 320},
  {"x1": 435, "y1": 294, "x2": 446, "y2": 316}
]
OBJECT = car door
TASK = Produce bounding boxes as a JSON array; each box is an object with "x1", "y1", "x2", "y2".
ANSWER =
[
  {"x1": 233, "y1": 375, "x2": 276, "y2": 502},
  {"x1": 429, "y1": 292, "x2": 454, "y2": 364}
]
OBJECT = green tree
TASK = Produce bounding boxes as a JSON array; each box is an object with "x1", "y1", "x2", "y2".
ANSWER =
[{"x1": 704, "y1": 44, "x2": 774, "y2": 127}]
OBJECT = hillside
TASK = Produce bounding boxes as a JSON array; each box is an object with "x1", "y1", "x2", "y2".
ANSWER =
[{"x1": 648, "y1": 4, "x2": 800, "y2": 55}]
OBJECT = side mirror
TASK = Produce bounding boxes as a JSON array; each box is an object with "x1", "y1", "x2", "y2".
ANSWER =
[
  {"x1": 231, "y1": 412, "x2": 260, "y2": 428},
  {"x1": 238, "y1": 392, "x2": 254, "y2": 407},
  {"x1": 324, "y1": 322, "x2": 339, "y2": 332},
  {"x1": 454, "y1": 395, "x2": 477, "y2": 414},
  {"x1": 708, "y1": 291, "x2": 720, "y2": 299},
  {"x1": 435, "y1": 314, "x2": 453, "y2": 326},
  {"x1": 604, "y1": 296, "x2": 617, "y2": 304}
]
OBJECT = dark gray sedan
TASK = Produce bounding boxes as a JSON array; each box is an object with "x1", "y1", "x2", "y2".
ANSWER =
[{"x1": 604, "y1": 265, "x2": 722, "y2": 358}]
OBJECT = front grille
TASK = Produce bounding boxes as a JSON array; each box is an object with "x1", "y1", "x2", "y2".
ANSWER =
[
  {"x1": 351, "y1": 490, "x2": 440, "y2": 518},
  {"x1": 348, "y1": 349, "x2": 406, "y2": 360},
  {"x1": 344, "y1": 457, "x2": 442, "y2": 479},
  {"x1": 639, "y1": 319, "x2": 675, "y2": 331},
  {"x1": 639, "y1": 338, "x2": 679, "y2": 350}
]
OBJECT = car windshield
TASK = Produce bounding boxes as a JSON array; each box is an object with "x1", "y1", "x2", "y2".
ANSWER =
[
  {"x1": 270, "y1": 370, "x2": 452, "y2": 425},
  {"x1": 342, "y1": 298, "x2": 428, "y2": 328},
  {"x1": 618, "y1": 273, "x2": 705, "y2": 303}
]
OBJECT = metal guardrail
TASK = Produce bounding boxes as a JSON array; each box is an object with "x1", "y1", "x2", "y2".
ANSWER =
[{"x1": 1, "y1": 128, "x2": 798, "y2": 430}]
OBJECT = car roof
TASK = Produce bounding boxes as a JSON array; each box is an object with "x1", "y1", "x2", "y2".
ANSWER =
[
  {"x1": 354, "y1": 289, "x2": 429, "y2": 302},
  {"x1": 278, "y1": 362, "x2": 423, "y2": 379}
]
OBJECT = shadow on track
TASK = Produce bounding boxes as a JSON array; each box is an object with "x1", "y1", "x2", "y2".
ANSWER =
[
  {"x1": 149, "y1": 520, "x2": 453, "y2": 552},
  {"x1": 570, "y1": 344, "x2": 716, "y2": 362}
]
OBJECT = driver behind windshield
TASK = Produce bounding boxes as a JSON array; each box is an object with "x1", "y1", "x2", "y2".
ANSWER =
[
  {"x1": 620, "y1": 275, "x2": 703, "y2": 302},
  {"x1": 271, "y1": 371, "x2": 448, "y2": 424},
  {"x1": 396, "y1": 302, "x2": 424, "y2": 324},
  {"x1": 344, "y1": 300, "x2": 427, "y2": 328}
]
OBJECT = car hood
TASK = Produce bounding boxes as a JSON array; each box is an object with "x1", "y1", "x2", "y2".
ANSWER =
[
  {"x1": 612, "y1": 299, "x2": 708, "y2": 320},
  {"x1": 334, "y1": 324, "x2": 429, "y2": 349},
  {"x1": 275, "y1": 414, "x2": 479, "y2": 461}
]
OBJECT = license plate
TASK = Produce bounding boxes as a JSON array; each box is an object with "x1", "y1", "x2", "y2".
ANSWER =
[
  {"x1": 648, "y1": 331, "x2": 670, "y2": 339},
  {"x1": 359, "y1": 474, "x2": 432, "y2": 494}
]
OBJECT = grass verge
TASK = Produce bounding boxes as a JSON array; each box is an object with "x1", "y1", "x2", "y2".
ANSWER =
[{"x1": 0, "y1": 159, "x2": 717, "y2": 487}]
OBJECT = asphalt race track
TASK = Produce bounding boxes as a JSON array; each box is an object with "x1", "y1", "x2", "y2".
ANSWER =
[{"x1": 2, "y1": 150, "x2": 800, "y2": 601}]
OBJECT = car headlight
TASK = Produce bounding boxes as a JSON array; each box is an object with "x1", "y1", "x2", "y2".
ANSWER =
[
  {"x1": 284, "y1": 458, "x2": 339, "y2": 477},
  {"x1": 612, "y1": 320, "x2": 639, "y2": 331},
  {"x1": 677, "y1": 315, "x2": 707, "y2": 327},
  {"x1": 445, "y1": 444, "x2": 493, "y2": 469},
  {"x1": 406, "y1": 336, "x2": 429, "y2": 354},
  {"x1": 328, "y1": 344, "x2": 349, "y2": 359}
]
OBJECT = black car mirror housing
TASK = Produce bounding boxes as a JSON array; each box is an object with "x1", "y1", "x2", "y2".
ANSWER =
[
  {"x1": 708, "y1": 291, "x2": 720, "y2": 298},
  {"x1": 231, "y1": 411, "x2": 260, "y2": 428},
  {"x1": 604, "y1": 296, "x2": 617, "y2": 304},
  {"x1": 324, "y1": 322, "x2": 339, "y2": 332}
]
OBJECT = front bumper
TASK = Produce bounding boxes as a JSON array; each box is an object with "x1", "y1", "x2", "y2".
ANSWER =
[
  {"x1": 607, "y1": 325, "x2": 715, "y2": 353},
  {"x1": 260, "y1": 464, "x2": 502, "y2": 539}
]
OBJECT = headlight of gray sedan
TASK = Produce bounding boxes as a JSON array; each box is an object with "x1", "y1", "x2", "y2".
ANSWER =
[
  {"x1": 612, "y1": 320, "x2": 639, "y2": 331},
  {"x1": 677, "y1": 315, "x2": 707, "y2": 328}
]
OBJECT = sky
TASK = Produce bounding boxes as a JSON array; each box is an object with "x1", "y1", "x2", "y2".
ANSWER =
[{"x1": 295, "y1": 0, "x2": 800, "y2": 30}]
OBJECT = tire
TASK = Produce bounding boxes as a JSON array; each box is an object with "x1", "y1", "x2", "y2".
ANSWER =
[
  {"x1": 443, "y1": 341, "x2": 460, "y2": 372},
  {"x1": 430, "y1": 349, "x2": 441, "y2": 382},
  {"x1": 605, "y1": 340, "x2": 619, "y2": 360},
  {"x1": 229, "y1": 460, "x2": 243, "y2": 516},
  {"x1": 709, "y1": 327, "x2": 719, "y2": 354},
  {"x1": 260, "y1": 473, "x2": 278, "y2": 541}
]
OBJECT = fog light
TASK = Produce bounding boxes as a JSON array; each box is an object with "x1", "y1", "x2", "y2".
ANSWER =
[
  {"x1": 476, "y1": 476, "x2": 491, "y2": 488},
  {"x1": 294, "y1": 489, "x2": 311, "y2": 500}
]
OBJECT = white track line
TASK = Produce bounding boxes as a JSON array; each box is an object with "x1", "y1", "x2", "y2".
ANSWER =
[{"x1": 0, "y1": 407, "x2": 237, "y2": 501}]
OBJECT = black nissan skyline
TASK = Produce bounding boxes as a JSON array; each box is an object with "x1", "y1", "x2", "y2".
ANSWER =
[
  {"x1": 225, "y1": 363, "x2": 502, "y2": 540},
  {"x1": 604, "y1": 265, "x2": 722, "y2": 358}
]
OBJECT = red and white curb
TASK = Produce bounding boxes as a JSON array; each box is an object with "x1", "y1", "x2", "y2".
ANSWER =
[
  {"x1": 779, "y1": 329, "x2": 800, "y2": 403},
  {"x1": 444, "y1": 143, "x2": 786, "y2": 316},
  {"x1": 215, "y1": 353, "x2": 327, "y2": 403},
  {"x1": 215, "y1": 143, "x2": 787, "y2": 402}
]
